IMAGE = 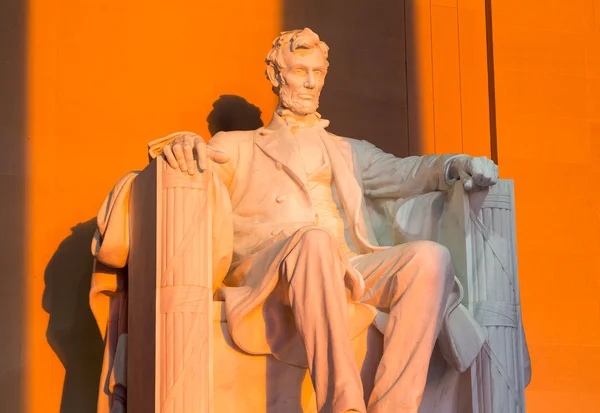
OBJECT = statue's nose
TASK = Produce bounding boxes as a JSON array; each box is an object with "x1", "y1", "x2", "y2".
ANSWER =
[{"x1": 304, "y1": 71, "x2": 316, "y2": 89}]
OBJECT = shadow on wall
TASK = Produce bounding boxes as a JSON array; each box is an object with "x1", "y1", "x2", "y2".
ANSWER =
[
  {"x1": 42, "y1": 219, "x2": 104, "y2": 413},
  {"x1": 282, "y1": 0, "x2": 419, "y2": 158},
  {"x1": 207, "y1": 95, "x2": 264, "y2": 137}
]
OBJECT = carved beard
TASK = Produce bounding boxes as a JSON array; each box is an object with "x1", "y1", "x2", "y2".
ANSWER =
[{"x1": 278, "y1": 83, "x2": 320, "y2": 116}]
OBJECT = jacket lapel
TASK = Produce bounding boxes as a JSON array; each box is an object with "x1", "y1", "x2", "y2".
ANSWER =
[
  {"x1": 319, "y1": 131, "x2": 377, "y2": 253},
  {"x1": 255, "y1": 114, "x2": 308, "y2": 188}
]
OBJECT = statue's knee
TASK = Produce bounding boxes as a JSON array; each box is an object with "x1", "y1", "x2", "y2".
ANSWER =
[{"x1": 411, "y1": 240, "x2": 452, "y2": 281}]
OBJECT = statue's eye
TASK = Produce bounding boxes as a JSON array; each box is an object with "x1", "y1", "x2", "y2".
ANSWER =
[
  {"x1": 295, "y1": 68, "x2": 307, "y2": 75},
  {"x1": 314, "y1": 70, "x2": 323, "y2": 76}
]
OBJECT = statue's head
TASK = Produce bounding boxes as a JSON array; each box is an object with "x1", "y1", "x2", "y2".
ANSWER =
[{"x1": 265, "y1": 28, "x2": 329, "y2": 116}]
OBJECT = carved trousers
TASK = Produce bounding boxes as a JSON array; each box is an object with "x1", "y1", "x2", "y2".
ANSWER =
[{"x1": 280, "y1": 228, "x2": 454, "y2": 413}]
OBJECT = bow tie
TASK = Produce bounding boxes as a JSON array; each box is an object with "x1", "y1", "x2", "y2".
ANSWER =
[{"x1": 276, "y1": 108, "x2": 331, "y2": 132}]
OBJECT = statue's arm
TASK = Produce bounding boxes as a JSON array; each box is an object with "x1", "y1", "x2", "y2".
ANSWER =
[
  {"x1": 91, "y1": 171, "x2": 140, "y2": 268},
  {"x1": 358, "y1": 140, "x2": 460, "y2": 199}
]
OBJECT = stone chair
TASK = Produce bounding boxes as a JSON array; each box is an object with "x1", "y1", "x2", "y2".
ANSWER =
[{"x1": 119, "y1": 156, "x2": 531, "y2": 413}]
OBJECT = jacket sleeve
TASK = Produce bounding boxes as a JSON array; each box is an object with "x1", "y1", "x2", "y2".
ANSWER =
[
  {"x1": 91, "y1": 171, "x2": 140, "y2": 268},
  {"x1": 358, "y1": 140, "x2": 460, "y2": 199}
]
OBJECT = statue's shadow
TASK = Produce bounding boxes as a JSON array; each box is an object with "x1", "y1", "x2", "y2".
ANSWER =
[
  {"x1": 42, "y1": 218, "x2": 104, "y2": 413},
  {"x1": 207, "y1": 94, "x2": 264, "y2": 137}
]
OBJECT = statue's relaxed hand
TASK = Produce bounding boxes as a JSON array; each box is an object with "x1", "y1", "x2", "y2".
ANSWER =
[
  {"x1": 449, "y1": 155, "x2": 498, "y2": 192},
  {"x1": 162, "y1": 132, "x2": 230, "y2": 175}
]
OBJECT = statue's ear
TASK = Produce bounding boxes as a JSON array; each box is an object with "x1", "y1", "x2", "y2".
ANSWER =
[{"x1": 266, "y1": 64, "x2": 280, "y2": 89}]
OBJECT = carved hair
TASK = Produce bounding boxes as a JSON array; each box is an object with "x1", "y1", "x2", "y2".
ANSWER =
[{"x1": 265, "y1": 28, "x2": 330, "y2": 79}]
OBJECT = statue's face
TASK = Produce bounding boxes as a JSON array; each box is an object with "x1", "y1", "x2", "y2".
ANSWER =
[{"x1": 278, "y1": 46, "x2": 328, "y2": 116}]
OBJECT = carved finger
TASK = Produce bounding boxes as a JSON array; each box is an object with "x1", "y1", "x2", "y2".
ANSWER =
[
  {"x1": 481, "y1": 161, "x2": 496, "y2": 185},
  {"x1": 162, "y1": 145, "x2": 178, "y2": 169},
  {"x1": 183, "y1": 144, "x2": 195, "y2": 175},
  {"x1": 472, "y1": 158, "x2": 486, "y2": 175},
  {"x1": 459, "y1": 169, "x2": 474, "y2": 191},
  {"x1": 172, "y1": 144, "x2": 188, "y2": 172},
  {"x1": 207, "y1": 146, "x2": 230, "y2": 164},
  {"x1": 475, "y1": 174, "x2": 492, "y2": 187},
  {"x1": 196, "y1": 140, "x2": 208, "y2": 171},
  {"x1": 183, "y1": 133, "x2": 198, "y2": 148}
]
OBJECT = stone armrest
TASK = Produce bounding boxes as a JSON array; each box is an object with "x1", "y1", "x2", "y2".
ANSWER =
[{"x1": 389, "y1": 181, "x2": 531, "y2": 410}]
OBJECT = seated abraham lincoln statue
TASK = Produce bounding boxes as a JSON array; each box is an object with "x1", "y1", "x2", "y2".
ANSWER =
[{"x1": 91, "y1": 28, "x2": 502, "y2": 413}]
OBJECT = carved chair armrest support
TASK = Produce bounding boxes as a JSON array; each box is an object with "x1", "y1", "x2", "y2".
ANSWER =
[
  {"x1": 392, "y1": 181, "x2": 525, "y2": 333},
  {"x1": 437, "y1": 181, "x2": 530, "y2": 411},
  {"x1": 128, "y1": 157, "x2": 215, "y2": 413},
  {"x1": 390, "y1": 181, "x2": 530, "y2": 411}
]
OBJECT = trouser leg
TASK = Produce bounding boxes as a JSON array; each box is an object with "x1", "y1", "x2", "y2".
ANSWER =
[
  {"x1": 353, "y1": 241, "x2": 454, "y2": 413},
  {"x1": 282, "y1": 228, "x2": 366, "y2": 413}
]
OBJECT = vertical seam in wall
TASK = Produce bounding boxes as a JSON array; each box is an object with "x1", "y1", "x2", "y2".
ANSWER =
[
  {"x1": 455, "y1": 0, "x2": 465, "y2": 154},
  {"x1": 404, "y1": 0, "x2": 411, "y2": 157},
  {"x1": 592, "y1": 1, "x2": 597, "y2": 37},
  {"x1": 429, "y1": 0, "x2": 437, "y2": 154},
  {"x1": 485, "y1": 0, "x2": 499, "y2": 164}
]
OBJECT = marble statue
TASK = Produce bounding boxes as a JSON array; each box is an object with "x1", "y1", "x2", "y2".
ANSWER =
[{"x1": 90, "y1": 28, "x2": 529, "y2": 413}]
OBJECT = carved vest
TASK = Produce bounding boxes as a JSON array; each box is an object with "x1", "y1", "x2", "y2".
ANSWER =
[{"x1": 298, "y1": 132, "x2": 356, "y2": 258}]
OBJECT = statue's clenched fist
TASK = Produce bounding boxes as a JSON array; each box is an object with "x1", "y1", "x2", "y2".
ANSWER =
[
  {"x1": 450, "y1": 155, "x2": 498, "y2": 191},
  {"x1": 162, "y1": 132, "x2": 230, "y2": 175}
]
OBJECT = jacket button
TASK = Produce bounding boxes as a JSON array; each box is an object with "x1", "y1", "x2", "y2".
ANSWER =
[
  {"x1": 271, "y1": 230, "x2": 281, "y2": 236},
  {"x1": 276, "y1": 195, "x2": 285, "y2": 203},
  {"x1": 276, "y1": 162, "x2": 283, "y2": 171}
]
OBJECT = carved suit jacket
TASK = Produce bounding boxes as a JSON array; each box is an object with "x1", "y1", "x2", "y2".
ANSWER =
[{"x1": 199, "y1": 113, "x2": 456, "y2": 266}]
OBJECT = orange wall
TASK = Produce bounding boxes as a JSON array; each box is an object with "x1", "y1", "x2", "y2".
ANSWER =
[
  {"x1": 406, "y1": 0, "x2": 492, "y2": 158},
  {"x1": 492, "y1": 0, "x2": 600, "y2": 412},
  {"x1": 26, "y1": 0, "x2": 279, "y2": 411},
  {"x1": 22, "y1": 0, "x2": 600, "y2": 411}
]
